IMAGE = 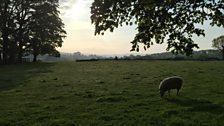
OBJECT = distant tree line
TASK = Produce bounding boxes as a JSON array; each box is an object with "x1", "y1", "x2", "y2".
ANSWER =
[
  {"x1": 119, "y1": 50, "x2": 223, "y2": 61},
  {"x1": 24, "y1": 49, "x2": 223, "y2": 62},
  {"x1": 0, "y1": 0, "x2": 66, "y2": 64}
]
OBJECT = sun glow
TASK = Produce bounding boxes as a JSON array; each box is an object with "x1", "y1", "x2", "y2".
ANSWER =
[{"x1": 64, "y1": 0, "x2": 86, "y2": 19}]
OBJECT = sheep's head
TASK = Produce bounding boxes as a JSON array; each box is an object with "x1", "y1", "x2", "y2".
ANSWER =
[{"x1": 159, "y1": 90, "x2": 165, "y2": 97}]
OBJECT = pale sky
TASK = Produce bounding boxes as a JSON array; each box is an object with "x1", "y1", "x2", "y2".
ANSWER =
[{"x1": 58, "y1": 0, "x2": 224, "y2": 55}]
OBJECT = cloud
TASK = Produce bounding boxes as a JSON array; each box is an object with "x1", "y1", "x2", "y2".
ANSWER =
[
  {"x1": 59, "y1": 0, "x2": 92, "y2": 16},
  {"x1": 60, "y1": 0, "x2": 92, "y2": 10},
  {"x1": 59, "y1": 0, "x2": 77, "y2": 11}
]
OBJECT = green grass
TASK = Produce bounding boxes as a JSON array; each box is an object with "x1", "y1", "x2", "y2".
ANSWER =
[{"x1": 0, "y1": 60, "x2": 224, "y2": 126}]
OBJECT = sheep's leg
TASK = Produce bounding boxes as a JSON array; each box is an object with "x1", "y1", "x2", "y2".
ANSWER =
[
  {"x1": 168, "y1": 90, "x2": 170, "y2": 96},
  {"x1": 176, "y1": 89, "x2": 179, "y2": 96}
]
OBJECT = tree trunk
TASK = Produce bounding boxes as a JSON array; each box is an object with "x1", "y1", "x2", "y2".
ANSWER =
[
  {"x1": 33, "y1": 54, "x2": 37, "y2": 62},
  {"x1": 0, "y1": 50, "x2": 2, "y2": 64},
  {"x1": 9, "y1": 41, "x2": 17, "y2": 64},
  {"x1": 2, "y1": 33, "x2": 9, "y2": 64},
  {"x1": 2, "y1": 2, "x2": 10, "y2": 64},
  {"x1": 17, "y1": 0, "x2": 26, "y2": 63},
  {"x1": 33, "y1": 45, "x2": 38, "y2": 62},
  {"x1": 32, "y1": 37, "x2": 39, "y2": 62},
  {"x1": 222, "y1": 45, "x2": 224, "y2": 60},
  {"x1": 18, "y1": 44, "x2": 23, "y2": 63},
  {"x1": 17, "y1": 31, "x2": 24, "y2": 63}
]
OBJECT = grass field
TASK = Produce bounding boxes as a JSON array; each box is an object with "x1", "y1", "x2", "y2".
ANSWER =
[{"x1": 0, "y1": 60, "x2": 224, "y2": 126}]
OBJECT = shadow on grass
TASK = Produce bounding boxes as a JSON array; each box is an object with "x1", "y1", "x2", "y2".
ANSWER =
[
  {"x1": 0, "y1": 62, "x2": 56, "y2": 91},
  {"x1": 166, "y1": 96, "x2": 224, "y2": 115}
]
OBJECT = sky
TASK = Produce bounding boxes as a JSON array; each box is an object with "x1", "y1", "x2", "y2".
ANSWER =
[{"x1": 58, "y1": 0, "x2": 224, "y2": 56}]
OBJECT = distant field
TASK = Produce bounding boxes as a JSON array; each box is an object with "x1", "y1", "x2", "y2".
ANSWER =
[{"x1": 0, "y1": 60, "x2": 224, "y2": 126}]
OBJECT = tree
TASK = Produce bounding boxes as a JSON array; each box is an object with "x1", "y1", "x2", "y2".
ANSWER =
[
  {"x1": 0, "y1": 0, "x2": 33, "y2": 63},
  {"x1": 28, "y1": 1, "x2": 66, "y2": 62},
  {"x1": 212, "y1": 35, "x2": 224, "y2": 60},
  {"x1": 91, "y1": 0, "x2": 224, "y2": 56},
  {"x1": 0, "y1": 0, "x2": 66, "y2": 64}
]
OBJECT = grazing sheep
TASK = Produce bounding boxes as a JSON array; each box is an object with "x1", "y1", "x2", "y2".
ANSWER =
[{"x1": 159, "y1": 76, "x2": 183, "y2": 97}]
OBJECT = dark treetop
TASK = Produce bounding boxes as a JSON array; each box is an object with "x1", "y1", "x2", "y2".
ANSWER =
[
  {"x1": 91, "y1": 0, "x2": 224, "y2": 56},
  {"x1": 0, "y1": 0, "x2": 66, "y2": 64}
]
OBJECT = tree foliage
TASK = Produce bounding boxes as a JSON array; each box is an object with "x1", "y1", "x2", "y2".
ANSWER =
[
  {"x1": 212, "y1": 35, "x2": 224, "y2": 50},
  {"x1": 212, "y1": 35, "x2": 224, "y2": 60},
  {"x1": 91, "y1": 0, "x2": 224, "y2": 55},
  {"x1": 0, "y1": 0, "x2": 66, "y2": 64}
]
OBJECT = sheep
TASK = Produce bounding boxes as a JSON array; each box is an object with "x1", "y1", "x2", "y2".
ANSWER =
[{"x1": 159, "y1": 76, "x2": 183, "y2": 97}]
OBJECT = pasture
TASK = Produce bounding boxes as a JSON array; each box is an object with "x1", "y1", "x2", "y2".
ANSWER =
[{"x1": 0, "y1": 60, "x2": 224, "y2": 126}]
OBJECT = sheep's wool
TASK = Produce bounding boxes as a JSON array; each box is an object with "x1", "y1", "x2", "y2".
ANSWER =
[{"x1": 159, "y1": 76, "x2": 183, "y2": 97}]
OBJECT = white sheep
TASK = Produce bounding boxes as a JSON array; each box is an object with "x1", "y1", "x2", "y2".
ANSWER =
[{"x1": 159, "y1": 76, "x2": 183, "y2": 97}]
